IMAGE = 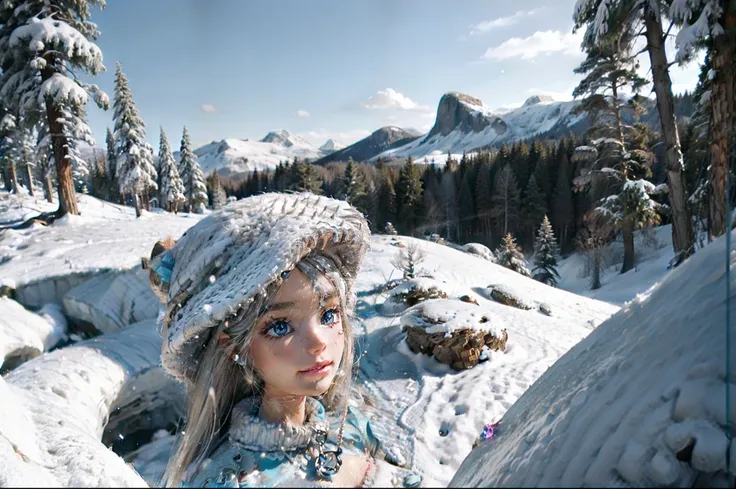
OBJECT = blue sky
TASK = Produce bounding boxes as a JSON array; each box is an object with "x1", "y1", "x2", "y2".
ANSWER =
[{"x1": 83, "y1": 0, "x2": 702, "y2": 150}]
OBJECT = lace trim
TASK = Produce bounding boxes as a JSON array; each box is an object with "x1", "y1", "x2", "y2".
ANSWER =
[{"x1": 228, "y1": 396, "x2": 329, "y2": 452}]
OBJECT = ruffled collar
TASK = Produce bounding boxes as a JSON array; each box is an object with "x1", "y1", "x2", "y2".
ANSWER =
[{"x1": 228, "y1": 396, "x2": 329, "y2": 452}]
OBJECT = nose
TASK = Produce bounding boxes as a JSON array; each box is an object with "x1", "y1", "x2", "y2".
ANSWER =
[{"x1": 301, "y1": 315, "x2": 328, "y2": 356}]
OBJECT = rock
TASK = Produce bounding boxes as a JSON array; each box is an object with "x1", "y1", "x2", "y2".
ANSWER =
[
  {"x1": 404, "y1": 472, "x2": 422, "y2": 488},
  {"x1": 427, "y1": 93, "x2": 497, "y2": 138},
  {"x1": 387, "y1": 278, "x2": 450, "y2": 307},
  {"x1": 488, "y1": 284, "x2": 533, "y2": 311},
  {"x1": 539, "y1": 303, "x2": 553, "y2": 316},
  {"x1": 459, "y1": 295, "x2": 479, "y2": 305},
  {"x1": 462, "y1": 243, "x2": 496, "y2": 262}
]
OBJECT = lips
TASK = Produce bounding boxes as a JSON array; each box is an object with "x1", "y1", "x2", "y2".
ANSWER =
[{"x1": 299, "y1": 360, "x2": 333, "y2": 375}]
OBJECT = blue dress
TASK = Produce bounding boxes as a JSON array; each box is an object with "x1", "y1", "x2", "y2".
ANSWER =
[{"x1": 185, "y1": 396, "x2": 381, "y2": 487}]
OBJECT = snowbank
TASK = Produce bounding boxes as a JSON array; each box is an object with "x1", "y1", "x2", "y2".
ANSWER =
[
  {"x1": 0, "y1": 297, "x2": 66, "y2": 370},
  {"x1": 62, "y1": 268, "x2": 160, "y2": 334},
  {"x1": 450, "y1": 230, "x2": 736, "y2": 487},
  {"x1": 0, "y1": 319, "x2": 176, "y2": 487}
]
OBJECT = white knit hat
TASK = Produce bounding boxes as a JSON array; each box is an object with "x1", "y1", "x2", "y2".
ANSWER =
[{"x1": 148, "y1": 192, "x2": 371, "y2": 384}]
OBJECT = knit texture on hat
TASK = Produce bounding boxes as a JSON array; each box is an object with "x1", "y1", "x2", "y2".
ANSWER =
[{"x1": 155, "y1": 192, "x2": 370, "y2": 383}]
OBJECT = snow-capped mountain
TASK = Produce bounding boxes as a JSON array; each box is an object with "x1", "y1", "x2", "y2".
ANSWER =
[
  {"x1": 319, "y1": 138, "x2": 345, "y2": 154},
  {"x1": 372, "y1": 92, "x2": 585, "y2": 161},
  {"x1": 317, "y1": 126, "x2": 422, "y2": 164},
  {"x1": 191, "y1": 130, "x2": 324, "y2": 176}
]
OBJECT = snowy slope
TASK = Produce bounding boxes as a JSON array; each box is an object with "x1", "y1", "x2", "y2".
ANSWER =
[
  {"x1": 1, "y1": 191, "x2": 624, "y2": 488},
  {"x1": 319, "y1": 138, "x2": 345, "y2": 154},
  {"x1": 0, "y1": 191, "x2": 203, "y2": 306},
  {"x1": 190, "y1": 130, "x2": 324, "y2": 176},
  {"x1": 450, "y1": 229, "x2": 735, "y2": 487},
  {"x1": 373, "y1": 94, "x2": 583, "y2": 162}
]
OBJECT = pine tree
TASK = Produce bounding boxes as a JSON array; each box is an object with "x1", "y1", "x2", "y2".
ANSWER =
[
  {"x1": 532, "y1": 216, "x2": 561, "y2": 286},
  {"x1": 178, "y1": 126, "x2": 208, "y2": 213},
  {"x1": 474, "y1": 161, "x2": 493, "y2": 244},
  {"x1": 105, "y1": 127, "x2": 121, "y2": 203},
  {"x1": 113, "y1": 62, "x2": 156, "y2": 217},
  {"x1": 495, "y1": 233, "x2": 531, "y2": 277},
  {"x1": 574, "y1": 0, "x2": 695, "y2": 254},
  {"x1": 521, "y1": 174, "x2": 548, "y2": 246},
  {"x1": 552, "y1": 153, "x2": 574, "y2": 252},
  {"x1": 158, "y1": 127, "x2": 185, "y2": 212},
  {"x1": 396, "y1": 156, "x2": 424, "y2": 236},
  {"x1": 0, "y1": 0, "x2": 110, "y2": 216},
  {"x1": 378, "y1": 169, "x2": 398, "y2": 229},
  {"x1": 206, "y1": 172, "x2": 227, "y2": 209},
  {"x1": 440, "y1": 166, "x2": 458, "y2": 241},
  {"x1": 457, "y1": 167, "x2": 475, "y2": 241},
  {"x1": 34, "y1": 120, "x2": 55, "y2": 203},
  {"x1": 296, "y1": 160, "x2": 323, "y2": 195},
  {"x1": 341, "y1": 157, "x2": 368, "y2": 212},
  {"x1": 490, "y1": 164, "x2": 520, "y2": 238}
]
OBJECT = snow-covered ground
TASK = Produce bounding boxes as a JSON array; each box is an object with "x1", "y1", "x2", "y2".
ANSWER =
[
  {"x1": 3, "y1": 190, "x2": 721, "y2": 488},
  {"x1": 450, "y1": 227, "x2": 735, "y2": 487}
]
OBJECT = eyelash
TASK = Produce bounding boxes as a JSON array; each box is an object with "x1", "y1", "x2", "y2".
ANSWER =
[{"x1": 261, "y1": 306, "x2": 341, "y2": 340}]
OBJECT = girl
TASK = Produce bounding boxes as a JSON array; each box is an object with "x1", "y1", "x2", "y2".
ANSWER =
[{"x1": 147, "y1": 192, "x2": 392, "y2": 488}]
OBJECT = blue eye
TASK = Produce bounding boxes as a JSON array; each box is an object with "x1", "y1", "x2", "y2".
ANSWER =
[
  {"x1": 321, "y1": 308, "x2": 340, "y2": 325},
  {"x1": 265, "y1": 320, "x2": 292, "y2": 338}
]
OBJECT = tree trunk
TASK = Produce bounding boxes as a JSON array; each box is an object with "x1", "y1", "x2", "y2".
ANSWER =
[
  {"x1": 8, "y1": 160, "x2": 18, "y2": 193},
  {"x1": 44, "y1": 176, "x2": 54, "y2": 203},
  {"x1": 621, "y1": 218, "x2": 635, "y2": 274},
  {"x1": 134, "y1": 193, "x2": 142, "y2": 218},
  {"x1": 119, "y1": 192, "x2": 125, "y2": 206},
  {"x1": 25, "y1": 162, "x2": 34, "y2": 197},
  {"x1": 41, "y1": 61, "x2": 78, "y2": 217},
  {"x1": 591, "y1": 246, "x2": 602, "y2": 290},
  {"x1": 644, "y1": 11, "x2": 694, "y2": 254},
  {"x1": 707, "y1": 3, "x2": 736, "y2": 240}
]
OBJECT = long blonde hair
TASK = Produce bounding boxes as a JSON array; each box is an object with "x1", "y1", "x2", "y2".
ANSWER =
[{"x1": 161, "y1": 253, "x2": 356, "y2": 487}]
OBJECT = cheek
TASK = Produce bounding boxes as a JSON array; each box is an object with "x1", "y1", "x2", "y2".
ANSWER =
[{"x1": 249, "y1": 337, "x2": 288, "y2": 375}]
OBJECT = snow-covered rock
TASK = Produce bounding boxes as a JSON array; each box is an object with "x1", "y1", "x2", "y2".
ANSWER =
[
  {"x1": 0, "y1": 319, "x2": 173, "y2": 487},
  {"x1": 486, "y1": 283, "x2": 534, "y2": 311},
  {"x1": 462, "y1": 242, "x2": 496, "y2": 262},
  {"x1": 0, "y1": 297, "x2": 66, "y2": 370},
  {"x1": 450, "y1": 230, "x2": 736, "y2": 487},
  {"x1": 401, "y1": 298, "x2": 506, "y2": 338},
  {"x1": 62, "y1": 268, "x2": 160, "y2": 334},
  {"x1": 382, "y1": 277, "x2": 453, "y2": 315}
]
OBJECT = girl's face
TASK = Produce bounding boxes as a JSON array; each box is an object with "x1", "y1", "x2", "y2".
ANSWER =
[{"x1": 249, "y1": 268, "x2": 345, "y2": 399}]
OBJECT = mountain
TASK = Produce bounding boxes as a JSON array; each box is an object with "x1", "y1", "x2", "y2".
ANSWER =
[
  {"x1": 316, "y1": 126, "x2": 422, "y2": 164},
  {"x1": 372, "y1": 92, "x2": 585, "y2": 161},
  {"x1": 189, "y1": 130, "x2": 323, "y2": 176},
  {"x1": 319, "y1": 139, "x2": 345, "y2": 154}
]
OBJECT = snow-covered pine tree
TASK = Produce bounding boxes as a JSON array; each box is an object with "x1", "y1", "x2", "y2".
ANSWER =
[
  {"x1": 14, "y1": 125, "x2": 37, "y2": 196},
  {"x1": 178, "y1": 126, "x2": 208, "y2": 213},
  {"x1": 0, "y1": 112, "x2": 19, "y2": 193},
  {"x1": 573, "y1": 0, "x2": 694, "y2": 256},
  {"x1": 495, "y1": 232, "x2": 532, "y2": 277},
  {"x1": 378, "y1": 169, "x2": 398, "y2": 230},
  {"x1": 105, "y1": 127, "x2": 122, "y2": 203},
  {"x1": 572, "y1": 26, "x2": 664, "y2": 274},
  {"x1": 34, "y1": 120, "x2": 55, "y2": 203},
  {"x1": 206, "y1": 172, "x2": 227, "y2": 210},
  {"x1": 112, "y1": 62, "x2": 156, "y2": 217},
  {"x1": 157, "y1": 127, "x2": 185, "y2": 213},
  {"x1": 532, "y1": 216, "x2": 561, "y2": 286},
  {"x1": 296, "y1": 160, "x2": 323, "y2": 195},
  {"x1": 0, "y1": 0, "x2": 110, "y2": 216}
]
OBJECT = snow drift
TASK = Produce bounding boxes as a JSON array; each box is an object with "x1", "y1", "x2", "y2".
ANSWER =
[{"x1": 450, "y1": 230, "x2": 735, "y2": 487}]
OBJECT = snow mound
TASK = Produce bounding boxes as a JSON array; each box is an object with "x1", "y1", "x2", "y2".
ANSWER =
[
  {"x1": 0, "y1": 297, "x2": 66, "y2": 370},
  {"x1": 400, "y1": 298, "x2": 505, "y2": 338},
  {"x1": 462, "y1": 242, "x2": 495, "y2": 262},
  {"x1": 450, "y1": 230, "x2": 736, "y2": 487},
  {"x1": 0, "y1": 320, "x2": 169, "y2": 487},
  {"x1": 486, "y1": 283, "x2": 535, "y2": 311}
]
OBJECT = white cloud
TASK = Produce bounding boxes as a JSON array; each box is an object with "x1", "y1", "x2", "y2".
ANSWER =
[
  {"x1": 469, "y1": 8, "x2": 543, "y2": 35},
  {"x1": 362, "y1": 88, "x2": 429, "y2": 111},
  {"x1": 294, "y1": 109, "x2": 311, "y2": 118},
  {"x1": 296, "y1": 129, "x2": 372, "y2": 146},
  {"x1": 482, "y1": 30, "x2": 584, "y2": 60},
  {"x1": 200, "y1": 104, "x2": 217, "y2": 113}
]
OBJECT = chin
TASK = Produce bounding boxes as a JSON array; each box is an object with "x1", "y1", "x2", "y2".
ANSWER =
[{"x1": 299, "y1": 376, "x2": 336, "y2": 397}]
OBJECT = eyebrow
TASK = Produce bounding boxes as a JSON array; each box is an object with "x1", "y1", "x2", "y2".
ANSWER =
[{"x1": 260, "y1": 292, "x2": 339, "y2": 315}]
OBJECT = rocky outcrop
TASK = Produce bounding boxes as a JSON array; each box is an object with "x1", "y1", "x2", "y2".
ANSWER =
[
  {"x1": 426, "y1": 92, "x2": 505, "y2": 138},
  {"x1": 522, "y1": 94, "x2": 555, "y2": 107},
  {"x1": 317, "y1": 126, "x2": 421, "y2": 164}
]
